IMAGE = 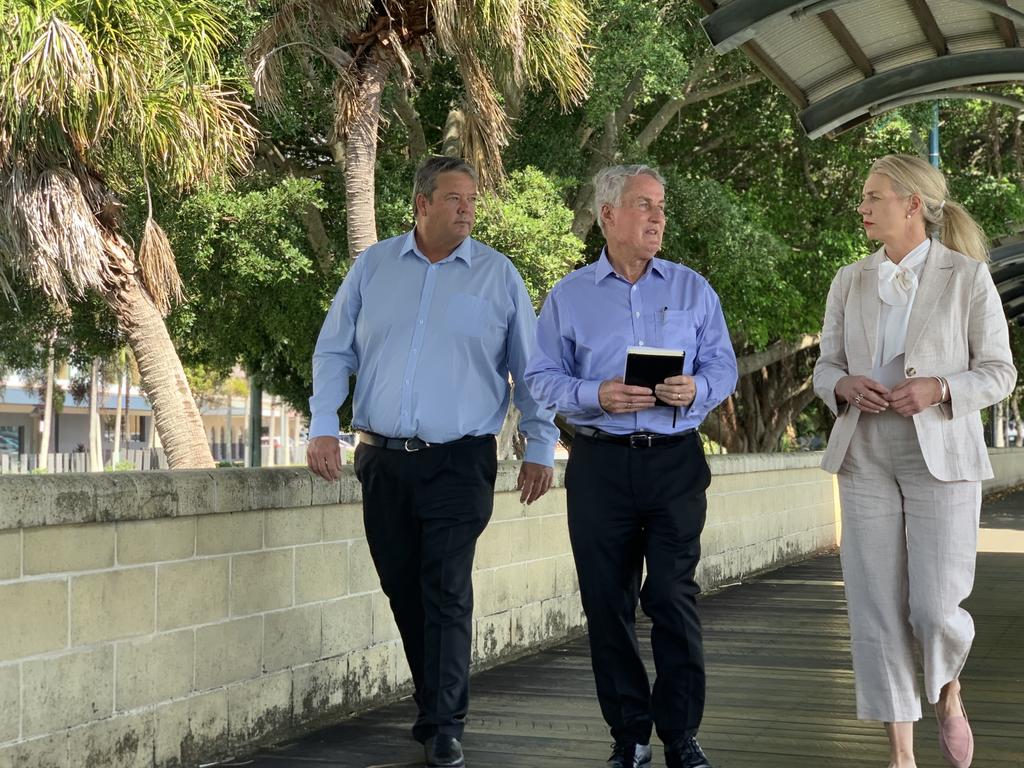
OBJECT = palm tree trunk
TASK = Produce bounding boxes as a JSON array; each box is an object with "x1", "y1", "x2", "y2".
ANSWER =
[
  {"x1": 1013, "y1": 392, "x2": 1023, "y2": 447},
  {"x1": 38, "y1": 333, "x2": 56, "y2": 470},
  {"x1": 343, "y1": 50, "x2": 393, "y2": 259},
  {"x1": 226, "y1": 389, "x2": 234, "y2": 462},
  {"x1": 242, "y1": 383, "x2": 251, "y2": 466},
  {"x1": 89, "y1": 358, "x2": 102, "y2": 472},
  {"x1": 109, "y1": 273, "x2": 214, "y2": 469},
  {"x1": 112, "y1": 361, "x2": 125, "y2": 465}
]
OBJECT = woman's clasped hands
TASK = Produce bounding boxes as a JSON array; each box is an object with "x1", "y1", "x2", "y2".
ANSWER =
[{"x1": 836, "y1": 375, "x2": 943, "y2": 417}]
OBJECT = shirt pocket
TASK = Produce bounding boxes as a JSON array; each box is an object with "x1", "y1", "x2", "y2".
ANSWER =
[
  {"x1": 445, "y1": 292, "x2": 492, "y2": 338},
  {"x1": 653, "y1": 309, "x2": 697, "y2": 351}
]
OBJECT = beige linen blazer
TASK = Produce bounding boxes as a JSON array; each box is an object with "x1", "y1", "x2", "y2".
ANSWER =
[{"x1": 813, "y1": 239, "x2": 1016, "y2": 481}]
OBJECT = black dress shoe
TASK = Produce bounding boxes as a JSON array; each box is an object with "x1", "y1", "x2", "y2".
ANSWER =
[
  {"x1": 424, "y1": 734, "x2": 465, "y2": 767},
  {"x1": 665, "y1": 736, "x2": 712, "y2": 768},
  {"x1": 606, "y1": 742, "x2": 652, "y2": 768}
]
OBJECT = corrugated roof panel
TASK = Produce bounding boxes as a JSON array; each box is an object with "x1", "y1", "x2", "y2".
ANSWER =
[
  {"x1": 947, "y1": 29, "x2": 1012, "y2": 53},
  {"x1": 930, "y1": 0, "x2": 1002, "y2": 34},
  {"x1": 753, "y1": 16, "x2": 851, "y2": 92},
  {"x1": 872, "y1": 42, "x2": 940, "y2": 75},
  {"x1": 833, "y1": 2, "x2": 927, "y2": 62},
  {"x1": 804, "y1": 67, "x2": 866, "y2": 104}
]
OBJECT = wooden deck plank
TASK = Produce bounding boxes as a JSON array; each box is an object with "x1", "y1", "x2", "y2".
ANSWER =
[{"x1": 230, "y1": 492, "x2": 1024, "y2": 768}]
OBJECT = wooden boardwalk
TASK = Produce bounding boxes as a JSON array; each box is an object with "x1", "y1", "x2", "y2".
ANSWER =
[{"x1": 233, "y1": 492, "x2": 1024, "y2": 768}]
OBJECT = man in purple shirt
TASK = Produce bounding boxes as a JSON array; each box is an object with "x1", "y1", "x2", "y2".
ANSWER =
[{"x1": 525, "y1": 165, "x2": 737, "y2": 768}]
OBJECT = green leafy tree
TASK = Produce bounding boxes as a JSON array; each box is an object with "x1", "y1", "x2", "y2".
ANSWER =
[{"x1": 248, "y1": 0, "x2": 592, "y2": 259}]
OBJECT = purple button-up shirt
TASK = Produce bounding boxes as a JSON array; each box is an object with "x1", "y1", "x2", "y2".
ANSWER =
[{"x1": 525, "y1": 251, "x2": 737, "y2": 435}]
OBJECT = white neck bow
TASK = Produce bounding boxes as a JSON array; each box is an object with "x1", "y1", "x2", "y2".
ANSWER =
[{"x1": 877, "y1": 240, "x2": 930, "y2": 365}]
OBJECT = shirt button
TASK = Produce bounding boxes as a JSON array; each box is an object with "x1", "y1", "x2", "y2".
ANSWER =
[
  {"x1": 906, "y1": 366, "x2": 916, "y2": 377},
  {"x1": 639, "y1": 341, "x2": 645, "y2": 346},
  {"x1": 631, "y1": 286, "x2": 637, "y2": 292},
  {"x1": 418, "y1": 319, "x2": 423, "y2": 324},
  {"x1": 635, "y1": 311, "x2": 640, "y2": 318}
]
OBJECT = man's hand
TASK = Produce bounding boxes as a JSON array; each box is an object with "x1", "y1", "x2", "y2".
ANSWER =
[
  {"x1": 307, "y1": 436, "x2": 342, "y2": 482},
  {"x1": 599, "y1": 377, "x2": 656, "y2": 414},
  {"x1": 517, "y1": 462, "x2": 553, "y2": 505},
  {"x1": 654, "y1": 375, "x2": 696, "y2": 407},
  {"x1": 888, "y1": 377, "x2": 942, "y2": 417},
  {"x1": 835, "y1": 375, "x2": 890, "y2": 413}
]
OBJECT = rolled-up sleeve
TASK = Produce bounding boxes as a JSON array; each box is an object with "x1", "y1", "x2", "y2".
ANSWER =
[
  {"x1": 505, "y1": 274, "x2": 559, "y2": 466},
  {"x1": 309, "y1": 259, "x2": 364, "y2": 438},
  {"x1": 525, "y1": 288, "x2": 606, "y2": 419},
  {"x1": 687, "y1": 286, "x2": 738, "y2": 419}
]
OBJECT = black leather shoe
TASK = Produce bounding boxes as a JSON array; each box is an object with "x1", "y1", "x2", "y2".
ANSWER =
[
  {"x1": 424, "y1": 734, "x2": 465, "y2": 767},
  {"x1": 665, "y1": 736, "x2": 713, "y2": 768},
  {"x1": 606, "y1": 742, "x2": 652, "y2": 768}
]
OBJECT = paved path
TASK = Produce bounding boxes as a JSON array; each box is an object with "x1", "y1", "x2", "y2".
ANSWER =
[{"x1": 230, "y1": 490, "x2": 1024, "y2": 767}]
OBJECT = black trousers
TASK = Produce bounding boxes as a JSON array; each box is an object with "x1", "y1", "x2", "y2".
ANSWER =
[
  {"x1": 354, "y1": 436, "x2": 497, "y2": 743},
  {"x1": 565, "y1": 432, "x2": 711, "y2": 746}
]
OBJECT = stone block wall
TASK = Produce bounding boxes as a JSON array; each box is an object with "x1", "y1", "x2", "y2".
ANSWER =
[{"x1": 0, "y1": 453, "x2": 849, "y2": 768}]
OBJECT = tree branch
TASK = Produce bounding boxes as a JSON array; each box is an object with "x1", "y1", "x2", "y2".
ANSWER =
[
  {"x1": 569, "y1": 72, "x2": 646, "y2": 239},
  {"x1": 636, "y1": 72, "x2": 763, "y2": 151},
  {"x1": 392, "y1": 83, "x2": 427, "y2": 160},
  {"x1": 737, "y1": 334, "x2": 820, "y2": 377}
]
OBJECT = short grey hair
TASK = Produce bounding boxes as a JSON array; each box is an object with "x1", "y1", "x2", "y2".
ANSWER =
[
  {"x1": 593, "y1": 164, "x2": 666, "y2": 234},
  {"x1": 412, "y1": 156, "x2": 479, "y2": 215}
]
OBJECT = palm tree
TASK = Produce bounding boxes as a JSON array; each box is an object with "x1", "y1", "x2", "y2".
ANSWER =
[
  {"x1": 0, "y1": 0, "x2": 259, "y2": 468},
  {"x1": 249, "y1": 0, "x2": 591, "y2": 259}
]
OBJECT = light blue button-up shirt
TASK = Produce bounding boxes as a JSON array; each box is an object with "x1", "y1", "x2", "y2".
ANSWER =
[
  {"x1": 525, "y1": 251, "x2": 738, "y2": 435},
  {"x1": 310, "y1": 231, "x2": 558, "y2": 466}
]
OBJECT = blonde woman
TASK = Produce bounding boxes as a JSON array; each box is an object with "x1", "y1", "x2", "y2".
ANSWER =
[{"x1": 813, "y1": 154, "x2": 1015, "y2": 768}]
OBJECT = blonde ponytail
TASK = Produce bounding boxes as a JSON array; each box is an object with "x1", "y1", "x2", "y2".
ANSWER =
[
  {"x1": 940, "y1": 199, "x2": 989, "y2": 263},
  {"x1": 869, "y1": 154, "x2": 989, "y2": 262}
]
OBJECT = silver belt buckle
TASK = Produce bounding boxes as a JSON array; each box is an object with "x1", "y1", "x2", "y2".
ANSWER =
[
  {"x1": 629, "y1": 433, "x2": 653, "y2": 448},
  {"x1": 404, "y1": 438, "x2": 430, "y2": 452}
]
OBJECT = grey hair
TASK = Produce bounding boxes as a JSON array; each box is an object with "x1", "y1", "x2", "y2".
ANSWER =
[
  {"x1": 412, "y1": 156, "x2": 479, "y2": 216},
  {"x1": 593, "y1": 164, "x2": 666, "y2": 234}
]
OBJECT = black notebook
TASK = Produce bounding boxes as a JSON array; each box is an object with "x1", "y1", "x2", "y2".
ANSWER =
[{"x1": 623, "y1": 346, "x2": 686, "y2": 407}]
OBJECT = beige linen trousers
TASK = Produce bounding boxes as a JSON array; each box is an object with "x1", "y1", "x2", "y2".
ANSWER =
[{"x1": 813, "y1": 240, "x2": 1016, "y2": 722}]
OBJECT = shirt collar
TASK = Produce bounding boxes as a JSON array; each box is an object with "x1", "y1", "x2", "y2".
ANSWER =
[
  {"x1": 593, "y1": 248, "x2": 665, "y2": 284},
  {"x1": 886, "y1": 238, "x2": 930, "y2": 272},
  {"x1": 401, "y1": 229, "x2": 473, "y2": 265}
]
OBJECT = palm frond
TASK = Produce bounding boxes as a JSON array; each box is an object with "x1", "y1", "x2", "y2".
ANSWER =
[
  {"x1": 0, "y1": 0, "x2": 258, "y2": 303},
  {"x1": 456, "y1": 55, "x2": 509, "y2": 188},
  {"x1": 137, "y1": 217, "x2": 181, "y2": 316},
  {"x1": 0, "y1": 165, "x2": 110, "y2": 305},
  {"x1": 248, "y1": 0, "x2": 371, "y2": 113}
]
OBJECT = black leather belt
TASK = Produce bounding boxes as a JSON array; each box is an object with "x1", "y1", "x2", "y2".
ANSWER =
[
  {"x1": 575, "y1": 426, "x2": 697, "y2": 448},
  {"x1": 358, "y1": 431, "x2": 490, "y2": 452}
]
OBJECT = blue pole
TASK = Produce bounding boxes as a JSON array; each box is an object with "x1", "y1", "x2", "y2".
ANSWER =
[{"x1": 929, "y1": 102, "x2": 940, "y2": 168}]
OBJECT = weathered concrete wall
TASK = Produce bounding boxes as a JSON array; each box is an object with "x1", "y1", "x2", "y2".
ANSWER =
[
  {"x1": 0, "y1": 451, "x2": 867, "y2": 768},
  {"x1": 984, "y1": 448, "x2": 1024, "y2": 494}
]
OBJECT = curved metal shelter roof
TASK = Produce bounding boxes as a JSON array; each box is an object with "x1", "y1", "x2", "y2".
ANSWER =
[
  {"x1": 989, "y1": 234, "x2": 1024, "y2": 320},
  {"x1": 695, "y1": 0, "x2": 1024, "y2": 138}
]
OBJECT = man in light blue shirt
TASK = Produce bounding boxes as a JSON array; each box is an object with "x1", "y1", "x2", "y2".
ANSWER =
[
  {"x1": 307, "y1": 156, "x2": 557, "y2": 768},
  {"x1": 526, "y1": 165, "x2": 737, "y2": 768}
]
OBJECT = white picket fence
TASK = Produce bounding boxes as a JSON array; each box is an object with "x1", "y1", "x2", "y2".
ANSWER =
[{"x1": 0, "y1": 448, "x2": 168, "y2": 475}]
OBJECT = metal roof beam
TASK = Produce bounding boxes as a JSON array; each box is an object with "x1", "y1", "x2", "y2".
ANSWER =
[
  {"x1": 906, "y1": 0, "x2": 949, "y2": 56},
  {"x1": 700, "y1": 0, "x2": 860, "y2": 54},
  {"x1": 990, "y1": 0, "x2": 1021, "y2": 47},
  {"x1": 820, "y1": 10, "x2": 874, "y2": 77},
  {"x1": 799, "y1": 49, "x2": 1024, "y2": 137},
  {"x1": 958, "y1": 0, "x2": 1024, "y2": 29}
]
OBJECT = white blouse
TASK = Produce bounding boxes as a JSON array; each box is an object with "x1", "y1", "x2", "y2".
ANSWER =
[{"x1": 872, "y1": 238, "x2": 930, "y2": 388}]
